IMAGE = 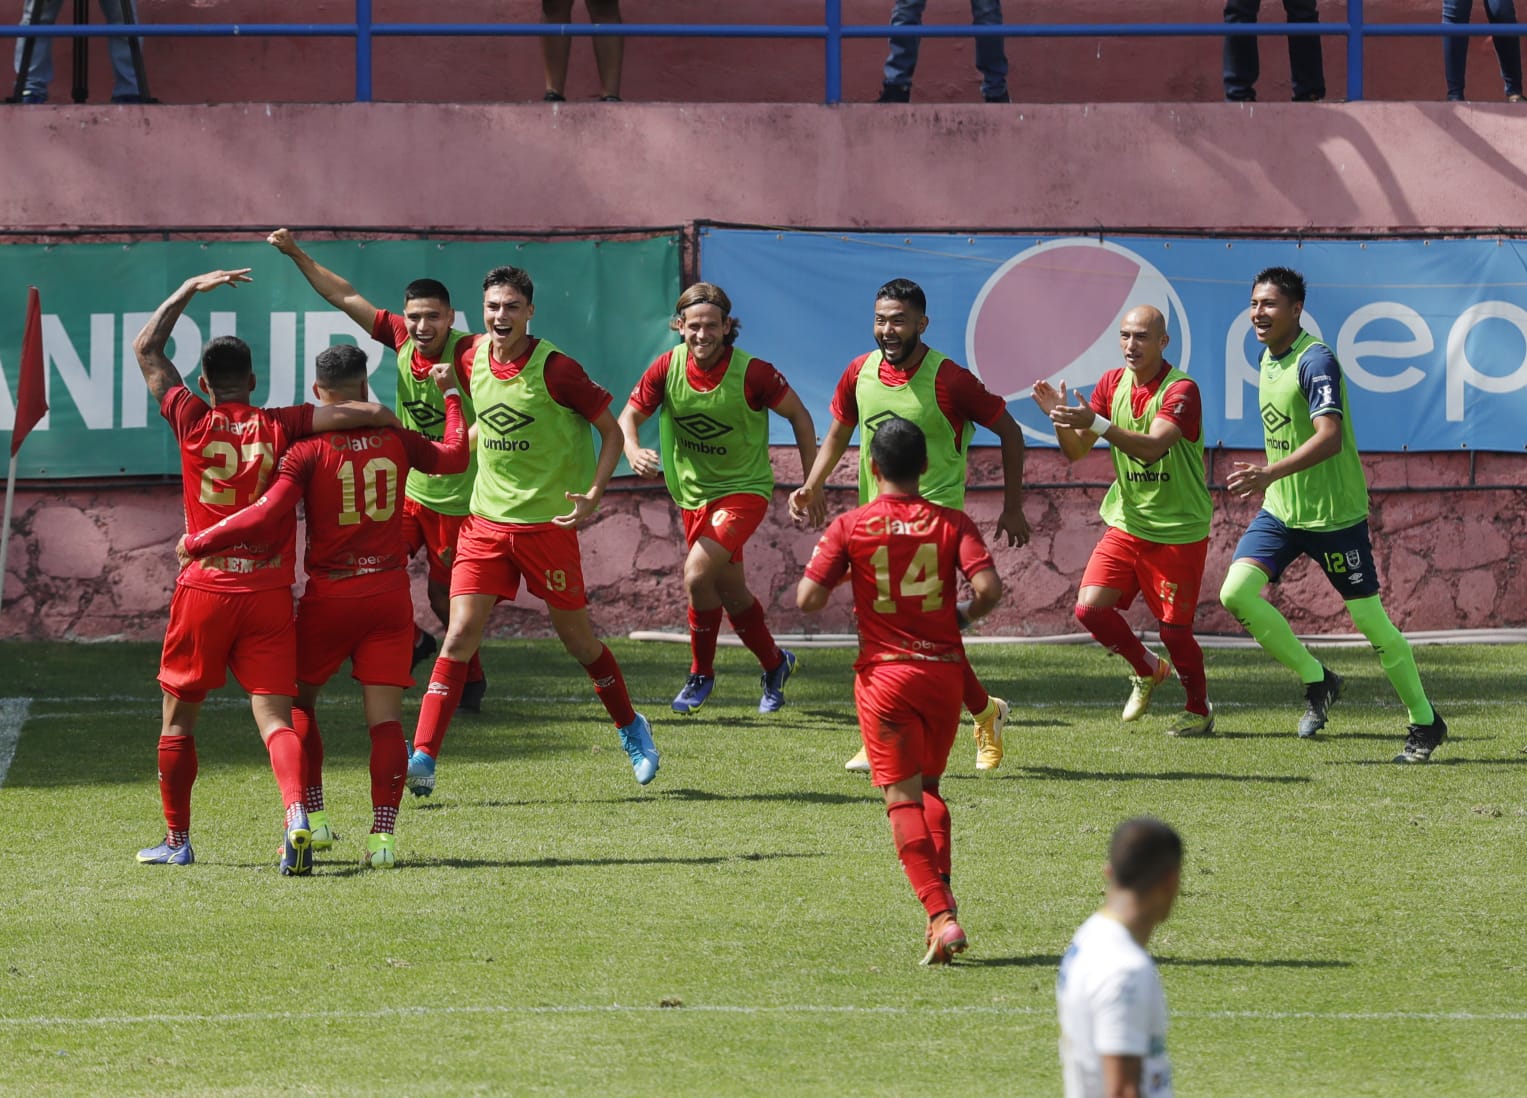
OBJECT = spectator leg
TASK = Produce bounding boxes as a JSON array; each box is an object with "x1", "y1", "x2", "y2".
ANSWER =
[
  {"x1": 1222, "y1": 0, "x2": 1261, "y2": 102},
  {"x1": 1485, "y1": 0, "x2": 1523, "y2": 97},
  {"x1": 1443, "y1": 0, "x2": 1474, "y2": 100},
  {"x1": 971, "y1": 0, "x2": 1009, "y2": 100},
  {"x1": 1283, "y1": 0, "x2": 1325, "y2": 101},
  {"x1": 883, "y1": 0, "x2": 927, "y2": 93}
]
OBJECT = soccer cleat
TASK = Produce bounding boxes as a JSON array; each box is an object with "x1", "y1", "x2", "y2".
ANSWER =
[
  {"x1": 758, "y1": 649, "x2": 797, "y2": 713},
  {"x1": 280, "y1": 808, "x2": 313, "y2": 877},
  {"x1": 136, "y1": 838, "x2": 194, "y2": 866},
  {"x1": 845, "y1": 746, "x2": 871, "y2": 773},
  {"x1": 973, "y1": 697, "x2": 1009, "y2": 770},
  {"x1": 363, "y1": 832, "x2": 397, "y2": 868},
  {"x1": 618, "y1": 713, "x2": 660, "y2": 785},
  {"x1": 459, "y1": 674, "x2": 488, "y2": 714},
  {"x1": 1394, "y1": 709, "x2": 1447, "y2": 763},
  {"x1": 1122, "y1": 658, "x2": 1173, "y2": 722},
  {"x1": 920, "y1": 910, "x2": 968, "y2": 966},
  {"x1": 308, "y1": 809, "x2": 335, "y2": 851},
  {"x1": 671, "y1": 673, "x2": 715, "y2": 714},
  {"x1": 405, "y1": 750, "x2": 437, "y2": 798},
  {"x1": 1298, "y1": 666, "x2": 1344, "y2": 738},
  {"x1": 410, "y1": 629, "x2": 438, "y2": 672},
  {"x1": 1165, "y1": 705, "x2": 1216, "y2": 737}
]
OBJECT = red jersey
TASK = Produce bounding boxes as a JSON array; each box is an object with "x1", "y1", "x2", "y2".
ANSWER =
[
  {"x1": 626, "y1": 347, "x2": 792, "y2": 415},
  {"x1": 185, "y1": 397, "x2": 468, "y2": 599},
  {"x1": 457, "y1": 335, "x2": 612, "y2": 422},
  {"x1": 1090, "y1": 366, "x2": 1202, "y2": 442},
  {"x1": 805, "y1": 492, "x2": 995, "y2": 671},
  {"x1": 829, "y1": 348, "x2": 1007, "y2": 438},
  {"x1": 163, "y1": 385, "x2": 313, "y2": 593}
]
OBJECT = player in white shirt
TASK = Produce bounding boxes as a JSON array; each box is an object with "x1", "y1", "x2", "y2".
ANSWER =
[{"x1": 1057, "y1": 817, "x2": 1183, "y2": 1098}]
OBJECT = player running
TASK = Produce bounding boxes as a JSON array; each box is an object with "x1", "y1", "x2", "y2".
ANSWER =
[
  {"x1": 132, "y1": 269, "x2": 398, "y2": 875},
  {"x1": 177, "y1": 347, "x2": 468, "y2": 869},
  {"x1": 617, "y1": 282, "x2": 821, "y2": 714},
  {"x1": 797, "y1": 418, "x2": 1003, "y2": 964},
  {"x1": 790, "y1": 278, "x2": 1029, "y2": 773},
  {"x1": 405, "y1": 265, "x2": 660, "y2": 796},
  {"x1": 267, "y1": 229, "x2": 490, "y2": 712},
  {"x1": 1032, "y1": 305, "x2": 1215, "y2": 736},
  {"x1": 1221, "y1": 267, "x2": 1446, "y2": 762}
]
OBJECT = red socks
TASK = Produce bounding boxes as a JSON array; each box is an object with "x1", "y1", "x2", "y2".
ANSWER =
[
  {"x1": 727, "y1": 599, "x2": 781, "y2": 672},
  {"x1": 688, "y1": 605, "x2": 724, "y2": 677},
  {"x1": 1076, "y1": 603, "x2": 1155, "y2": 677},
  {"x1": 583, "y1": 644, "x2": 636, "y2": 728},
  {"x1": 292, "y1": 704, "x2": 325, "y2": 812},
  {"x1": 413, "y1": 656, "x2": 469, "y2": 759},
  {"x1": 961, "y1": 657, "x2": 989, "y2": 716},
  {"x1": 921, "y1": 788, "x2": 953, "y2": 879},
  {"x1": 1160, "y1": 623, "x2": 1209, "y2": 715},
  {"x1": 264, "y1": 726, "x2": 305, "y2": 811},
  {"x1": 888, "y1": 800, "x2": 956, "y2": 918},
  {"x1": 156, "y1": 734, "x2": 198, "y2": 836},
  {"x1": 369, "y1": 720, "x2": 407, "y2": 833}
]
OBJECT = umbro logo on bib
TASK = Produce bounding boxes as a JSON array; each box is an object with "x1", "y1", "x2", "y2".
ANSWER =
[
  {"x1": 675, "y1": 412, "x2": 732, "y2": 442},
  {"x1": 864, "y1": 410, "x2": 913, "y2": 434},
  {"x1": 478, "y1": 404, "x2": 535, "y2": 435}
]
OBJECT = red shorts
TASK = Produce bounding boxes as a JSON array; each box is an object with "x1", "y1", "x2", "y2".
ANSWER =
[
  {"x1": 680, "y1": 493, "x2": 769, "y2": 563},
  {"x1": 159, "y1": 585, "x2": 297, "y2": 702},
  {"x1": 854, "y1": 661, "x2": 964, "y2": 787},
  {"x1": 451, "y1": 515, "x2": 587, "y2": 611},
  {"x1": 1080, "y1": 527, "x2": 1209, "y2": 626},
  {"x1": 296, "y1": 586, "x2": 415, "y2": 689},
  {"x1": 402, "y1": 497, "x2": 468, "y2": 587}
]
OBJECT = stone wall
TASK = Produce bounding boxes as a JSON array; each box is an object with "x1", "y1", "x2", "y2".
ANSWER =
[{"x1": 5, "y1": 450, "x2": 1523, "y2": 643}]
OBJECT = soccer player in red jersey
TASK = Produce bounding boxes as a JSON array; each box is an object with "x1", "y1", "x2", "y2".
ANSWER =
[
  {"x1": 798, "y1": 417, "x2": 1003, "y2": 964},
  {"x1": 178, "y1": 346, "x2": 468, "y2": 868},
  {"x1": 789, "y1": 278, "x2": 1028, "y2": 773},
  {"x1": 267, "y1": 229, "x2": 490, "y2": 712},
  {"x1": 405, "y1": 265, "x2": 659, "y2": 796},
  {"x1": 132, "y1": 269, "x2": 398, "y2": 875},
  {"x1": 1033, "y1": 305, "x2": 1216, "y2": 737},
  {"x1": 617, "y1": 282, "x2": 821, "y2": 714}
]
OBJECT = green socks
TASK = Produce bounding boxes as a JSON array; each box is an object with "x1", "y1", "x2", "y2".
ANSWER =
[
  {"x1": 1219, "y1": 561, "x2": 1324, "y2": 683},
  {"x1": 1346, "y1": 595, "x2": 1435, "y2": 725}
]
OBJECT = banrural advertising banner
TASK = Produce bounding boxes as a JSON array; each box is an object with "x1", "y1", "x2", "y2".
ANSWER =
[
  {"x1": 700, "y1": 228, "x2": 1527, "y2": 452},
  {"x1": 0, "y1": 236, "x2": 681, "y2": 477}
]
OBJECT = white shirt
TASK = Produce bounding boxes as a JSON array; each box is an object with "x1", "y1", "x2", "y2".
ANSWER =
[{"x1": 1057, "y1": 912, "x2": 1173, "y2": 1098}]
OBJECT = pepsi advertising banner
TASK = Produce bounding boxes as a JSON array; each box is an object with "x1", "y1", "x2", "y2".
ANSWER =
[{"x1": 700, "y1": 229, "x2": 1527, "y2": 453}]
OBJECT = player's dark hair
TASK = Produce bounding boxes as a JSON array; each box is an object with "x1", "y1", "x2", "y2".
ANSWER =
[
  {"x1": 1253, "y1": 266, "x2": 1307, "y2": 305},
  {"x1": 1108, "y1": 817, "x2": 1183, "y2": 891},
  {"x1": 875, "y1": 278, "x2": 927, "y2": 315},
  {"x1": 404, "y1": 278, "x2": 451, "y2": 308},
  {"x1": 199, "y1": 335, "x2": 254, "y2": 389},
  {"x1": 673, "y1": 282, "x2": 742, "y2": 344},
  {"x1": 870, "y1": 417, "x2": 927, "y2": 483},
  {"x1": 315, "y1": 344, "x2": 370, "y2": 389},
  {"x1": 484, "y1": 265, "x2": 535, "y2": 305}
]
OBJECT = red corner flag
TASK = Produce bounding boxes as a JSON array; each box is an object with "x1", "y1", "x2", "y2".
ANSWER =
[{"x1": 11, "y1": 287, "x2": 46, "y2": 458}]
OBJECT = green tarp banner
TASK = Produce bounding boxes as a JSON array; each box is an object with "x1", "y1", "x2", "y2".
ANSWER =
[{"x1": 0, "y1": 236, "x2": 682, "y2": 478}]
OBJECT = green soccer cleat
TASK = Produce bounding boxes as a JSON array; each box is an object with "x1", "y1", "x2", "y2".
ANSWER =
[
  {"x1": 1165, "y1": 705, "x2": 1216, "y2": 737},
  {"x1": 363, "y1": 832, "x2": 397, "y2": 869},
  {"x1": 1123, "y1": 658, "x2": 1173, "y2": 722},
  {"x1": 309, "y1": 809, "x2": 336, "y2": 852}
]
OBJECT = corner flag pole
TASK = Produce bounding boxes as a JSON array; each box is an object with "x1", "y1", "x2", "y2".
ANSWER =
[{"x1": 1, "y1": 287, "x2": 47, "y2": 592}]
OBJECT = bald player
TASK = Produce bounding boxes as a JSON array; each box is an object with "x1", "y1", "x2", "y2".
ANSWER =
[{"x1": 1032, "y1": 306, "x2": 1215, "y2": 736}]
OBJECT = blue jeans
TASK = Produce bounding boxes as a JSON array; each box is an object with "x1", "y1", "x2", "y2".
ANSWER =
[
  {"x1": 1223, "y1": 0, "x2": 1326, "y2": 102},
  {"x1": 883, "y1": 0, "x2": 1009, "y2": 99},
  {"x1": 14, "y1": 0, "x2": 142, "y2": 101},
  {"x1": 1443, "y1": 0, "x2": 1523, "y2": 99}
]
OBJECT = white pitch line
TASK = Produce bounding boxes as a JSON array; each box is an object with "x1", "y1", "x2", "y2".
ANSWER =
[
  {"x1": 0, "y1": 1003, "x2": 1522, "y2": 1029},
  {"x1": 0, "y1": 696, "x2": 28, "y2": 788}
]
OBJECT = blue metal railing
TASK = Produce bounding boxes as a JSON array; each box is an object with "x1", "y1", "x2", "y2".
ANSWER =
[{"x1": 5, "y1": 1, "x2": 1527, "y2": 105}]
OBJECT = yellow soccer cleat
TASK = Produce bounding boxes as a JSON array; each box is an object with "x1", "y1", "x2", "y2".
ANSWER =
[
  {"x1": 845, "y1": 746, "x2": 871, "y2": 773},
  {"x1": 363, "y1": 832, "x2": 396, "y2": 869},
  {"x1": 972, "y1": 697, "x2": 1008, "y2": 770},
  {"x1": 1165, "y1": 705, "x2": 1216, "y2": 737},
  {"x1": 1122, "y1": 658, "x2": 1173, "y2": 722}
]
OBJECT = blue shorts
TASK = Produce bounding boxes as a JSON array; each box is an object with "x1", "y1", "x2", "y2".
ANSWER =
[{"x1": 1231, "y1": 510, "x2": 1380, "y2": 599}]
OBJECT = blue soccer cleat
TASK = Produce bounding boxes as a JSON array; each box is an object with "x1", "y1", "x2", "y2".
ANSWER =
[
  {"x1": 671, "y1": 673, "x2": 715, "y2": 714},
  {"x1": 280, "y1": 808, "x2": 313, "y2": 877},
  {"x1": 136, "y1": 838, "x2": 194, "y2": 866},
  {"x1": 405, "y1": 750, "x2": 436, "y2": 798},
  {"x1": 758, "y1": 649, "x2": 797, "y2": 714},
  {"x1": 618, "y1": 713, "x2": 660, "y2": 785}
]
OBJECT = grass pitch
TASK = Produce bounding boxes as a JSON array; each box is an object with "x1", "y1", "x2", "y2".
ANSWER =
[{"x1": 0, "y1": 638, "x2": 1523, "y2": 1097}]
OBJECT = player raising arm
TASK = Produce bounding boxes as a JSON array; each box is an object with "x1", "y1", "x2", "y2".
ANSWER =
[
  {"x1": 178, "y1": 349, "x2": 467, "y2": 869},
  {"x1": 133, "y1": 269, "x2": 397, "y2": 876},
  {"x1": 797, "y1": 418, "x2": 1002, "y2": 965},
  {"x1": 618, "y1": 282, "x2": 819, "y2": 715}
]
